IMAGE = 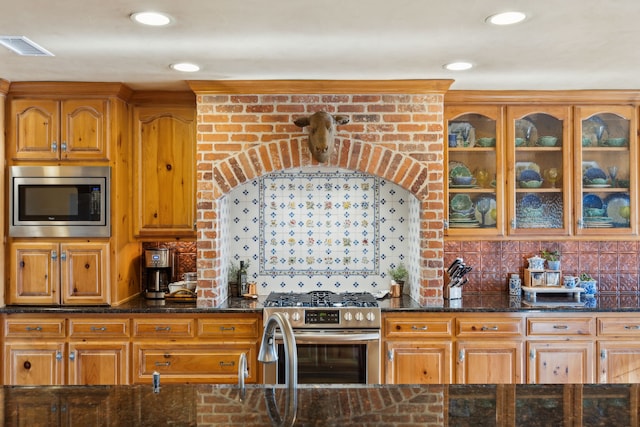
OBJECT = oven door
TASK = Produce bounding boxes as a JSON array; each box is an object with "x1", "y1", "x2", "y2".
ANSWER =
[{"x1": 263, "y1": 330, "x2": 380, "y2": 385}]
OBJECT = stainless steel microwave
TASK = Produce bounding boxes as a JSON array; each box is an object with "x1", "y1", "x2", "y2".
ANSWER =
[{"x1": 9, "y1": 166, "x2": 111, "y2": 238}]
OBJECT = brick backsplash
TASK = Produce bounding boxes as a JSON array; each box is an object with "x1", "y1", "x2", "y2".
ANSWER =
[
  {"x1": 445, "y1": 240, "x2": 640, "y2": 294},
  {"x1": 192, "y1": 86, "x2": 448, "y2": 307}
]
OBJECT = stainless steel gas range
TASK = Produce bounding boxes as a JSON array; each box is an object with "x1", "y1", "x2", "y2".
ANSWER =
[{"x1": 262, "y1": 291, "x2": 381, "y2": 384}]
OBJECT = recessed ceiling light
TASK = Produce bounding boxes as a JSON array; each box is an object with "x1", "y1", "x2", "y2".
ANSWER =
[
  {"x1": 170, "y1": 63, "x2": 200, "y2": 73},
  {"x1": 130, "y1": 11, "x2": 172, "y2": 26},
  {"x1": 444, "y1": 62, "x2": 473, "y2": 71},
  {"x1": 486, "y1": 11, "x2": 526, "y2": 26}
]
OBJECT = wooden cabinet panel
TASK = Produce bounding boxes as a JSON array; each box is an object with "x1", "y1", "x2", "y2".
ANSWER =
[
  {"x1": 8, "y1": 98, "x2": 108, "y2": 161},
  {"x1": 456, "y1": 317, "x2": 523, "y2": 338},
  {"x1": 60, "y1": 242, "x2": 110, "y2": 305},
  {"x1": 132, "y1": 106, "x2": 196, "y2": 238},
  {"x1": 198, "y1": 315, "x2": 261, "y2": 340},
  {"x1": 527, "y1": 317, "x2": 595, "y2": 336},
  {"x1": 456, "y1": 340, "x2": 524, "y2": 384},
  {"x1": 132, "y1": 318, "x2": 196, "y2": 338},
  {"x1": 384, "y1": 316, "x2": 453, "y2": 338},
  {"x1": 132, "y1": 343, "x2": 257, "y2": 384},
  {"x1": 8, "y1": 241, "x2": 110, "y2": 306},
  {"x1": 68, "y1": 342, "x2": 129, "y2": 385},
  {"x1": 597, "y1": 341, "x2": 640, "y2": 383},
  {"x1": 4, "y1": 342, "x2": 65, "y2": 385},
  {"x1": 385, "y1": 341, "x2": 452, "y2": 384},
  {"x1": 4, "y1": 317, "x2": 65, "y2": 338},
  {"x1": 68, "y1": 318, "x2": 130, "y2": 339},
  {"x1": 527, "y1": 341, "x2": 594, "y2": 384}
]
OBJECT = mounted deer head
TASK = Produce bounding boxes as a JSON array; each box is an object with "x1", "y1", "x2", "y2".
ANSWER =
[{"x1": 294, "y1": 111, "x2": 350, "y2": 163}]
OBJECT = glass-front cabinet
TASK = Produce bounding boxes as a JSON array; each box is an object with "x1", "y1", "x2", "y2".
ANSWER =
[
  {"x1": 506, "y1": 106, "x2": 572, "y2": 236},
  {"x1": 445, "y1": 106, "x2": 504, "y2": 237},
  {"x1": 574, "y1": 106, "x2": 637, "y2": 236}
]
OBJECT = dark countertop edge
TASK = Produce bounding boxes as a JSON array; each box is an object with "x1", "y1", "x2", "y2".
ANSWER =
[{"x1": 1, "y1": 293, "x2": 639, "y2": 314}]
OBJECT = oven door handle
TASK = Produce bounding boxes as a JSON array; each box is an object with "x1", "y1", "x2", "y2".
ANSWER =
[{"x1": 276, "y1": 331, "x2": 380, "y2": 343}]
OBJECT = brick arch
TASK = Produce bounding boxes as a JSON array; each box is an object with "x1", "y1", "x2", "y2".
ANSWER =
[
  {"x1": 210, "y1": 137, "x2": 431, "y2": 200},
  {"x1": 198, "y1": 136, "x2": 443, "y2": 308}
]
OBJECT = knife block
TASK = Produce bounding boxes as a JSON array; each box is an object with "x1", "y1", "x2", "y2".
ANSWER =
[{"x1": 444, "y1": 275, "x2": 463, "y2": 299}]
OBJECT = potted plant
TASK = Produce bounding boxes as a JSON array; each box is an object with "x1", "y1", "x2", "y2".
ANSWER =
[
  {"x1": 541, "y1": 249, "x2": 561, "y2": 271},
  {"x1": 388, "y1": 262, "x2": 408, "y2": 293}
]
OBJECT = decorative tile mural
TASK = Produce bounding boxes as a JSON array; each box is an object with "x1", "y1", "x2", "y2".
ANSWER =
[
  {"x1": 260, "y1": 169, "x2": 379, "y2": 275},
  {"x1": 228, "y1": 167, "x2": 412, "y2": 293}
]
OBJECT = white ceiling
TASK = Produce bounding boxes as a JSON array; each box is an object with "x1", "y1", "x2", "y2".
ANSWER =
[{"x1": 1, "y1": 0, "x2": 639, "y2": 92}]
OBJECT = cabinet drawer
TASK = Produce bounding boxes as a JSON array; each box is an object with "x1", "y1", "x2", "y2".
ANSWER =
[
  {"x1": 132, "y1": 318, "x2": 195, "y2": 338},
  {"x1": 69, "y1": 318, "x2": 130, "y2": 339},
  {"x1": 198, "y1": 316, "x2": 260, "y2": 339},
  {"x1": 132, "y1": 344, "x2": 256, "y2": 384},
  {"x1": 527, "y1": 317, "x2": 594, "y2": 336},
  {"x1": 598, "y1": 317, "x2": 640, "y2": 337},
  {"x1": 456, "y1": 318, "x2": 523, "y2": 337},
  {"x1": 4, "y1": 318, "x2": 66, "y2": 338},
  {"x1": 384, "y1": 317, "x2": 453, "y2": 338}
]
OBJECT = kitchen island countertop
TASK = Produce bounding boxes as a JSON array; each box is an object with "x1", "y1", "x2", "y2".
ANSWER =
[{"x1": 3, "y1": 383, "x2": 637, "y2": 426}]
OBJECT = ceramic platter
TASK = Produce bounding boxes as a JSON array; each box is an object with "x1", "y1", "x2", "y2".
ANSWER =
[
  {"x1": 515, "y1": 162, "x2": 540, "y2": 180},
  {"x1": 450, "y1": 194, "x2": 472, "y2": 212},
  {"x1": 474, "y1": 194, "x2": 496, "y2": 227},
  {"x1": 449, "y1": 161, "x2": 471, "y2": 178},
  {"x1": 605, "y1": 193, "x2": 631, "y2": 227},
  {"x1": 583, "y1": 193, "x2": 604, "y2": 209}
]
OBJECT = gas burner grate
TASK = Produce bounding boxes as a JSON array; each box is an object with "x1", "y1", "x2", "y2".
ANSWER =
[{"x1": 263, "y1": 290, "x2": 378, "y2": 308}]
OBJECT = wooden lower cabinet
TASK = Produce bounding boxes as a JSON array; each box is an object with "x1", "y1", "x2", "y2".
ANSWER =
[
  {"x1": 527, "y1": 341, "x2": 594, "y2": 384},
  {"x1": 385, "y1": 341, "x2": 452, "y2": 384},
  {"x1": 597, "y1": 315, "x2": 640, "y2": 383},
  {"x1": 132, "y1": 343, "x2": 257, "y2": 383},
  {"x1": 4, "y1": 342, "x2": 66, "y2": 385},
  {"x1": 68, "y1": 342, "x2": 129, "y2": 385},
  {"x1": 456, "y1": 340, "x2": 524, "y2": 384}
]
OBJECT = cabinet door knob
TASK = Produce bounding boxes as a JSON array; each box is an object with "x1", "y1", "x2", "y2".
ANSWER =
[{"x1": 23, "y1": 361, "x2": 31, "y2": 370}]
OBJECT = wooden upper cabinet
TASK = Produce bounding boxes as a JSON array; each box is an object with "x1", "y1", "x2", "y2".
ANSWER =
[
  {"x1": 505, "y1": 106, "x2": 572, "y2": 237},
  {"x1": 445, "y1": 105, "x2": 505, "y2": 237},
  {"x1": 573, "y1": 105, "x2": 637, "y2": 236},
  {"x1": 132, "y1": 106, "x2": 196, "y2": 238},
  {"x1": 8, "y1": 98, "x2": 109, "y2": 161}
]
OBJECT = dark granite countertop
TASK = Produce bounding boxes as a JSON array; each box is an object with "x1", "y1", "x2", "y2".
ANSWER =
[
  {"x1": 3, "y1": 383, "x2": 637, "y2": 426},
  {"x1": 2, "y1": 292, "x2": 640, "y2": 314}
]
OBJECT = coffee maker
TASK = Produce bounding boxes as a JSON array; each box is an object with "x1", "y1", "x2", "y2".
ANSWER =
[{"x1": 144, "y1": 248, "x2": 172, "y2": 299}]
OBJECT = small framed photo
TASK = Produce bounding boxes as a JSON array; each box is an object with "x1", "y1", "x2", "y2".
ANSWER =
[
  {"x1": 530, "y1": 271, "x2": 545, "y2": 287},
  {"x1": 545, "y1": 271, "x2": 561, "y2": 287}
]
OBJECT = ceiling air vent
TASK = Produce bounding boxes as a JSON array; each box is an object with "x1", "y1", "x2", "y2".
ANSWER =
[{"x1": 0, "y1": 36, "x2": 54, "y2": 56}]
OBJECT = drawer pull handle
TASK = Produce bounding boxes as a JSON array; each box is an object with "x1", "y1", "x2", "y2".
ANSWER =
[
  {"x1": 481, "y1": 326, "x2": 498, "y2": 331},
  {"x1": 25, "y1": 326, "x2": 43, "y2": 332},
  {"x1": 624, "y1": 325, "x2": 640, "y2": 330},
  {"x1": 219, "y1": 361, "x2": 236, "y2": 367},
  {"x1": 220, "y1": 326, "x2": 236, "y2": 332},
  {"x1": 155, "y1": 326, "x2": 171, "y2": 332},
  {"x1": 553, "y1": 325, "x2": 569, "y2": 329},
  {"x1": 411, "y1": 325, "x2": 428, "y2": 331},
  {"x1": 90, "y1": 326, "x2": 107, "y2": 332},
  {"x1": 155, "y1": 361, "x2": 171, "y2": 367}
]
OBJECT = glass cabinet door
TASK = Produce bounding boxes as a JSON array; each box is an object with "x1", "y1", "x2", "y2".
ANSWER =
[
  {"x1": 506, "y1": 106, "x2": 572, "y2": 236},
  {"x1": 445, "y1": 106, "x2": 504, "y2": 237},
  {"x1": 574, "y1": 106, "x2": 637, "y2": 236}
]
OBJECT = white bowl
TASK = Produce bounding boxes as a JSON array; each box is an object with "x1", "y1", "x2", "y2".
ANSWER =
[{"x1": 168, "y1": 283, "x2": 186, "y2": 294}]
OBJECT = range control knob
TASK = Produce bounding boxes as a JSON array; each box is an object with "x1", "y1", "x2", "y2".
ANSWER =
[
  {"x1": 291, "y1": 312, "x2": 301, "y2": 322},
  {"x1": 355, "y1": 312, "x2": 364, "y2": 321},
  {"x1": 344, "y1": 312, "x2": 353, "y2": 322},
  {"x1": 366, "y1": 312, "x2": 376, "y2": 322}
]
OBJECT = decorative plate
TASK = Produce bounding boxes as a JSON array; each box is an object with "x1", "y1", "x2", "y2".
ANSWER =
[
  {"x1": 604, "y1": 193, "x2": 631, "y2": 227},
  {"x1": 450, "y1": 165, "x2": 472, "y2": 178},
  {"x1": 582, "y1": 161, "x2": 602, "y2": 175},
  {"x1": 520, "y1": 169, "x2": 542, "y2": 182},
  {"x1": 450, "y1": 194, "x2": 473, "y2": 212},
  {"x1": 521, "y1": 193, "x2": 542, "y2": 210},
  {"x1": 583, "y1": 193, "x2": 604, "y2": 209},
  {"x1": 474, "y1": 194, "x2": 496, "y2": 227}
]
